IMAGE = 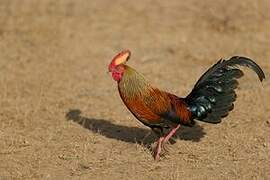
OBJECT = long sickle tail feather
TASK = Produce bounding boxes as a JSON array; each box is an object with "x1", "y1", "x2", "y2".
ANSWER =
[{"x1": 185, "y1": 56, "x2": 265, "y2": 123}]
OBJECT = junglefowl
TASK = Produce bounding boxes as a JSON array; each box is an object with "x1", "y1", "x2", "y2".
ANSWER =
[{"x1": 108, "y1": 50, "x2": 265, "y2": 160}]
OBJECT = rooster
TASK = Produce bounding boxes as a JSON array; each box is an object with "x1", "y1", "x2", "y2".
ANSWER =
[{"x1": 108, "y1": 50, "x2": 265, "y2": 160}]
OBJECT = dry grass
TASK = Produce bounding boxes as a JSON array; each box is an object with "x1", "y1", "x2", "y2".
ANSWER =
[{"x1": 0, "y1": 0, "x2": 269, "y2": 179}]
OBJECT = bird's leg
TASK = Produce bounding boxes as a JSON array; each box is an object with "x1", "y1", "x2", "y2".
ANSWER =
[
  {"x1": 153, "y1": 124, "x2": 181, "y2": 160},
  {"x1": 140, "y1": 131, "x2": 152, "y2": 144},
  {"x1": 154, "y1": 136, "x2": 164, "y2": 160},
  {"x1": 162, "y1": 124, "x2": 181, "y2": 145}
]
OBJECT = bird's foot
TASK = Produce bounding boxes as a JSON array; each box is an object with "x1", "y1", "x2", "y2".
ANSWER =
[
  {"x1": 154, "y1": 137, "x2": 164, "y2": 161},
  {"x1": 153, "y1": 125, "x2": 181, "y2": 160}
]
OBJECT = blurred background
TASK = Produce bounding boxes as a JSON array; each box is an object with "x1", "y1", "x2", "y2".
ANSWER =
[{"x1": 0, "y1": 0, "x2": 269, "y2": 179}]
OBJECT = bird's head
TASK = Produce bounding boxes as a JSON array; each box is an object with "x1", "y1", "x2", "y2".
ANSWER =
[{"x1": 108, "y1": 50, "x2": 131, "y2": 82}]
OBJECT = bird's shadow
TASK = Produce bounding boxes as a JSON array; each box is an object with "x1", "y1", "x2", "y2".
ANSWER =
[{"x1": 66, "y1": 109, "x2": 206, "y2": 146}]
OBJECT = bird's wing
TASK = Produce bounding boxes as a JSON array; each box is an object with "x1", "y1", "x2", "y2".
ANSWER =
[
  {"x1": 120, "y1": 87, "x2": 192, "y2": 127},
  {"x1": 119, "y1": 87, "x2": 172, "y2": 126}
]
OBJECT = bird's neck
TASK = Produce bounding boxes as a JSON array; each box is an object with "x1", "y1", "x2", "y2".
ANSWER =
[{"x1": 118, "y1": 65, "x2": 152, "y2": 99}]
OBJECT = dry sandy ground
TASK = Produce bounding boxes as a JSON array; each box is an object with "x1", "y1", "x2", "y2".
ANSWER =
[{"x1": 0, "y1": 0, "x2": 269, "y2": 179}]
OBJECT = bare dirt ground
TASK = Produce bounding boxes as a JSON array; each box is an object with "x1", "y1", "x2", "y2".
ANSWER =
[{"x1": 0, "y1": 0, "x2": 269, "y2": 179}]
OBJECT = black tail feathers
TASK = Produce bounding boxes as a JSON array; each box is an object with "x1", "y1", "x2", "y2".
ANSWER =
[{"x1": 185, "y1": 56, "x2": 265, "y2": 123}]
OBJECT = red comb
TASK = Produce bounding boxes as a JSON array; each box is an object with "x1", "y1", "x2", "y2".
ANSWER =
[{"x1": 109, "y1": 50, "x2": 131, "y2": 71}]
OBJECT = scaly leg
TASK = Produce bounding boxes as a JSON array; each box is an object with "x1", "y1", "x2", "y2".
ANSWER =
[
  {"x1": 154, "y1": 136, "x2": 164, "y2": 160},
  {"x1": 140, "y1": 131, "x2": 152, "y2": 144},
  {"x1": 163, "y1": 124, "x2": 181, "y2": 145},
  {"x1": 153, "y1": 124, "x2": 181, "y2": 160}
]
